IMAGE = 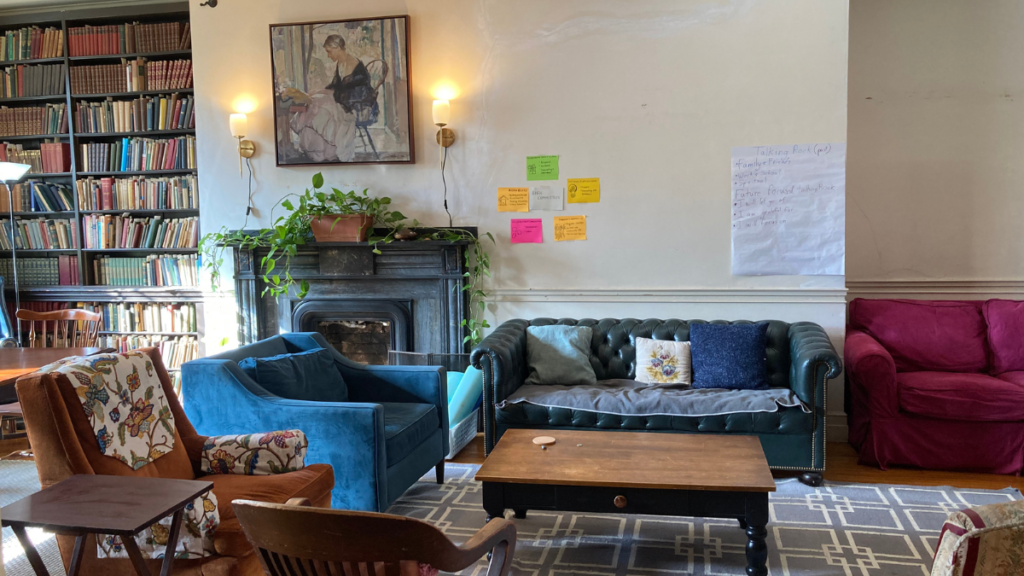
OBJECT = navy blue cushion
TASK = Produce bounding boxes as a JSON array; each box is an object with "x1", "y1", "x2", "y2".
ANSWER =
[
  {"x1": 381, "y1": 403, "x2": 439, "y2": 466},
  {"x1": 690, "y1": 323, "x2": 769, "y2": 390},
  {"x1": 238, "y1": 348, "x2": 349, "y2": 402}
]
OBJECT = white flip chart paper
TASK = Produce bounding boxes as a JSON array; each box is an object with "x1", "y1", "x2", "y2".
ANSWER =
[{"x1": 731, "y1": 143, "x2": 846, "y2": 276}]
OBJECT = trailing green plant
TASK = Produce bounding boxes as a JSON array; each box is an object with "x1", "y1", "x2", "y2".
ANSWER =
[{"x1": 200, "y1": 172, "x2": 495, "y2": 344}]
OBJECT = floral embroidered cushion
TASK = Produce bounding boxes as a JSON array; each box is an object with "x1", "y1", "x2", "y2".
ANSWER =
[
  {"x1": 41, "y1": 350, "x2": 175, "y2": 470},
  {"x1": 634, "y1": 337, "x2": 692, "y2": 386},
  {"x1": 201, "y1": 430, "x2": 308, "y2": 475},
  {"x1": 41, "y1": 350, "x2": 221, "y2": 560},
  {"x1": 931, "y1": 500, "x2": 1024, "y2": 576}
]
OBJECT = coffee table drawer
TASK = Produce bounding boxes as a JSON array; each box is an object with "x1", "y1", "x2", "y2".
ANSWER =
[{"x1": 485, "y1": 482, "x2": 749, "y2": 519}]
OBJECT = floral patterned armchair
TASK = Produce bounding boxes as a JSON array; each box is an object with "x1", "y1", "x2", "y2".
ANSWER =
[
  {"x1": 15, "y1": 347, "x2": 334, "y2": 576},
  {"x1": 932, "y1": 499, "x2": 1024, "y2": 576}
]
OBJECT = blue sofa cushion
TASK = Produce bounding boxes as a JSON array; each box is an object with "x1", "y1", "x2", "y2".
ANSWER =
[
  {"x1": 238, "y1": 348, "x2": 349, "y2": 402},
  {"x1": 381, "y1": 402, "x2": 439, "y2": 467},
  {"x1": 690, "y1": 322, "x2": 770, "y2": 390}
]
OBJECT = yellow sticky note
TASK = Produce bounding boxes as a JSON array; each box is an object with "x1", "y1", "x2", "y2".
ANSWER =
[
  {"x1": 498, "y1": 187, "x2": 530, "y2": 212},
  {"x1": 567, "y1": 178, "x2": 600, "y2": 203},
  {"x1": 554, "y1": 215, "x2": 587, "y2": 241}
]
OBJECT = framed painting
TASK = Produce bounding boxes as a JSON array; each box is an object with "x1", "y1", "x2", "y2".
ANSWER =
[{"x1": 270, "y1": 16, "x2": 414, "y2": 166}]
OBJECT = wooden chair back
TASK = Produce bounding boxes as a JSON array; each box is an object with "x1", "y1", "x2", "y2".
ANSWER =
[
  {"x1": 15, "y1": 309, "x2": 102, "y2": 348},
  {"x1": 234, "y1": 498, "x2": 516, "y2": 576}
]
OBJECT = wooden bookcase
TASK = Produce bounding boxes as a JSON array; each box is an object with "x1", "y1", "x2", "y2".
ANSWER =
[{"x1": 0, "y1": 2, "x2": 202, "y2": 373}]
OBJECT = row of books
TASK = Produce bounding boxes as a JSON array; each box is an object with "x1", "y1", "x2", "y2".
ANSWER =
[
  {"x1": 82, "y1": 214, "x2": 198, "y2": 249},
  {"x1": 0, "y1": 217, "x2": 77, "y2": 250},
  {"x1": 92, "y1": 254, "x2": 198, "y2": 287},
  {"x1": 0, "y1": 104, "x2": 67, "y2": 136},
  {"x1": 74, "y1": 94, "x2": 195, "y2": 133},
  {"x1": 70, "y1": 58, "x2": 193, "y2": 95},
  {"x1": 77, "y1": 175, "x2": 197, "y2": 211},
  {"x1": 80, "y1": 301, "x2": 197, "y2": 334},
  {"x1": 1, "y1": 63, "x2": 66, "y2": 98},
  {"x1": 97, "y1": 334, "x2": 197, "y2": 369},
  {"x1": 0, "y1": 256, "x2": 77, "y2": 286},
  {"x1": 68, "y1": 22, "x2": 190, "y2": 57},
  {"x1": 0, "y1": 181, "x2": 73, "y2": 212},
  {"x1": 78, "y1": 136, "x2": 195, "y2": 172},
  {"x1": 0, "y1": 142, "x2": 71, "y2": 173},
  {"x1": 0, "y1": 27, "x2": 63, "y2": 61}
]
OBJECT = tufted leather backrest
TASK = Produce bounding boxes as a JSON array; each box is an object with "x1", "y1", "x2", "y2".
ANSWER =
[{"x1": 526, "y1": 318, "x2": 793, "y2": 389}]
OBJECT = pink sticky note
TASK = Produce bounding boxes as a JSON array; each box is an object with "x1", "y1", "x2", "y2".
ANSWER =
[{"x1": 510, "y1": 218, "x2": 543, "y2": 243}]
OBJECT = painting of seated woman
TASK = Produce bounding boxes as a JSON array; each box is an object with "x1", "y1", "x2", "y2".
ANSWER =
[{"x1": 270, "y1": 16, "x2": 414, "y2": 165}]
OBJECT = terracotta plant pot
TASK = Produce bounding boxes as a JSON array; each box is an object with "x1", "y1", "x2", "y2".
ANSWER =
[{"x1": 309, "y1": 214, "x2": 373, "y2": 242}]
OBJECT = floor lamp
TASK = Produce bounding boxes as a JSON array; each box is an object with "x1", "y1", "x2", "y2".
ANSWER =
[{"x1": 0, "y1": 163, "x2": 32, "y2": 346}]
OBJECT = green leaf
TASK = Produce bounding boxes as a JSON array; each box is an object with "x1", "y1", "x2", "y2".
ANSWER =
[
  {"x1": 220, "y1": 337, "x2": 229, "y2": 346},
  {"x1": 312, "y1": 172, "x2": 324, "y2": 189},
  {"x1": 281, "y1": 199, "x2": 294, "y2": 211},
  {"x1": 300, "y1": 280, "x2": 309, "y2": 294}
]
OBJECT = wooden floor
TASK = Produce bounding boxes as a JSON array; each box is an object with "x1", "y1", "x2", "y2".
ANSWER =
[{"x1": 452, "y1": 435, "x2": 1024, "y2": 491}]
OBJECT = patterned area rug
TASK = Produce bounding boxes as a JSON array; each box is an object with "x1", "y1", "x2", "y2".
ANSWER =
[
  {"x1": 388, "y1": 464, "x2": 1023, "y2": 576},
  {"x1": 1, "y1": 460, "x2": 65, "y2": 576},
  {"x1": 1, "y1": 461, "x2": 1021, "y2": 576}
]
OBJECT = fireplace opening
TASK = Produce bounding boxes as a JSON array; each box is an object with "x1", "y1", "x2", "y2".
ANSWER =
[
  {"x1": 293, "y1": 299, "x2": 413, "y2": 366},
  {"x1": 317, "y1": 320, "x2": 392, "y2": 365}
]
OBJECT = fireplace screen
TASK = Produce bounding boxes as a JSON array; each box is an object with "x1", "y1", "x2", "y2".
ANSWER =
[{"x1": 316, "y1": 320, "x2": 393, "y2": 365}]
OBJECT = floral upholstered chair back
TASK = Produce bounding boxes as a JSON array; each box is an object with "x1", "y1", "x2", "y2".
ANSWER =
[{"x1": 932, "y1": 499, "x2": 1024, "y2": 576}]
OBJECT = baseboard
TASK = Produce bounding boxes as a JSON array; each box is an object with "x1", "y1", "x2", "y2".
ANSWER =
[
  {"x1": 847, "y1": 279, "x2": 1024, "y2": 300},
  {"x1": 489, "y1": 287, "x2": 848, "y2": 304}
]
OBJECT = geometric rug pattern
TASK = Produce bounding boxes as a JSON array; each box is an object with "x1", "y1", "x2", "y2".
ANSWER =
[
  {"x1": 387, "y1": 464, "x2": 1023, "y2": 576},
  {"x1": 2, "y1": 460, "x2": 1021, "y2": 575}
]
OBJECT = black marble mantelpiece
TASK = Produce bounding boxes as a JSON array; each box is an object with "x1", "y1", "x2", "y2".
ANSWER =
[{"x1": 230, "y1": 229, "x2": 475, "y2": 357}]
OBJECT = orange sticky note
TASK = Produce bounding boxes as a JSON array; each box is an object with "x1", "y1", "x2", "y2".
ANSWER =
[
  {"x1": 497, "y1": 187, "x2": 530, "y2": 212},
  {"x1": 554, "y1": 215, "x2": 586, "y2": 241}
]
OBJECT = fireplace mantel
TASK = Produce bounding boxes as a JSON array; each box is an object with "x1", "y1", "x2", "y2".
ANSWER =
[{"x1": 230, "y1": 229, "x2": 476, "y2": 356}]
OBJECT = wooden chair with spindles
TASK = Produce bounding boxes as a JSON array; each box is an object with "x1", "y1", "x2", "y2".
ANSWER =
[
  {"x1": 234, "y1": 498, "x2": 517, "y2": 576},
  {"x1": 15, "y1": 309, "x2": 102, "y2": 348}
]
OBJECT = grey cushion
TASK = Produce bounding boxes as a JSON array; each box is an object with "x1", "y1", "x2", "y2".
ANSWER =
[{"x1": 525, "y1": 325, "x2": 597, "y2": 386}]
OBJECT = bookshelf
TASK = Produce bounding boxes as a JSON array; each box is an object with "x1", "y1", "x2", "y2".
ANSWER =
[{"x1": 0, "y1": 2, "x2": 202, "y2": 358}]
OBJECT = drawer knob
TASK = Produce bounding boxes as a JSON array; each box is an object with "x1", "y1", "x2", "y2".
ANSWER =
[{"x1": 614, "y1": 495, "x2": 627, "y2": 508}]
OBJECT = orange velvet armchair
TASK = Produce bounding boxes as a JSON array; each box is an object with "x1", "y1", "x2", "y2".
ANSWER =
[{"x1": 15, "y1": 347, "x2": 335, "y2": 576}]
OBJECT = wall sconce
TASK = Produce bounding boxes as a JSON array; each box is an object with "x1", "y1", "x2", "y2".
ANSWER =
[
  {"x1": 229, "y1": 113, "x2": 256, "y2": 177},
  {"x1": 433, "y1": 100, "x2": 455, "y2": 149}
]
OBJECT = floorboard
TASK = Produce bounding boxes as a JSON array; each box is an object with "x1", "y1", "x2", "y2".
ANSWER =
[{"x1": 451, "y1": 435, "x2": 1024, "y2": 491}]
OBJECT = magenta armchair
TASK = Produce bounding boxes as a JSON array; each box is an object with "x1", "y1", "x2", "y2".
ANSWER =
[{"x1": 846, "y1": 298, "x2": 1024, "y2": 474}]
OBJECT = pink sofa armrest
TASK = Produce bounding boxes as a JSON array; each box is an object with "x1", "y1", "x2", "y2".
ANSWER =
[{"x1": 845, "y1": 329, "x2": 898, "y2": 418}]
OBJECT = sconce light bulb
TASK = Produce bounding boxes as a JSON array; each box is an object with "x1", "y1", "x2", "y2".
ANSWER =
[
  {"x1": 432, "y1": 100, "x2": 450, "y2": 127},
  {"x1": 229, "y1": 113, "x2": 248, "y2": 138}
]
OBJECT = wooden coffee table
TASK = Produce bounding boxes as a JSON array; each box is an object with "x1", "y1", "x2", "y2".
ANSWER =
[{"x1": 476, "y1": 429, "x2": 776, "y2": 576}]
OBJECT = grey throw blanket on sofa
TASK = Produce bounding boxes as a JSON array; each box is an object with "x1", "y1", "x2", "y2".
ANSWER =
[{"x1": 499, "y1": 378, "x2": 810, "y2": 417}]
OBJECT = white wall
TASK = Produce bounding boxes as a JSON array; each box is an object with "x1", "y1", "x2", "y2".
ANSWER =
[
  {"x1": 189, "y1": 0, "x2": 850, "y2": 438},
  {"x1": 847, "y1": 0, "x2": 1024, "y2": 299}
]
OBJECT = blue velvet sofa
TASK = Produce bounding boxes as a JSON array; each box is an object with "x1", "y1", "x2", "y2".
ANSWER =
[{"x1": 181, "y1": 332, "x2": 449, "y2": 511}]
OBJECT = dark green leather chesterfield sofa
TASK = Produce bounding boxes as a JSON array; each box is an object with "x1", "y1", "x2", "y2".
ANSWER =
[{"x1": 470, "y1": 318, "x2": 842, "y2": 484}]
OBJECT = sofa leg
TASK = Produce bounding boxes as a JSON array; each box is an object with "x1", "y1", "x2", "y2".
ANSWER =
[
  {"x1": 799, "y1": 472, "x2": 823, "y2": 487},
  {"x1": 435, "y1": 462, "x2": 445, "y2": 485}
]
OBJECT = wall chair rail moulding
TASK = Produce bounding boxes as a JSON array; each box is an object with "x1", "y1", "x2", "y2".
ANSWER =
[
  {"x1": 488, "y1": 287, "x2": 849, "y2": 305},
  {"x1": 269, "y1": 15, "x2": 414, "y2": 166},
  {"x1": 845, "y1": 280, "x2": 1024, "y2": 300}
]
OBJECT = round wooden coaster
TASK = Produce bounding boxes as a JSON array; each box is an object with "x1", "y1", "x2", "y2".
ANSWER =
[{"x1": 533, "y1": 436, "x2": 556, "y2": 446}]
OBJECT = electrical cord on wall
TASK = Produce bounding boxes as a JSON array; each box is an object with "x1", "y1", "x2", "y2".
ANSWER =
[
  {"x1": 441, "y1": 146, "x2": 452, "y2": 227},
  {"x1": 242, "y1": 156, "x2": 255, "y2": 229}
]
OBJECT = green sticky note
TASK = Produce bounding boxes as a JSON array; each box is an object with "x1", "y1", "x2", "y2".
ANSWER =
[{"x1": 527, "y1": 155, "x2": 559, "y2": 181}]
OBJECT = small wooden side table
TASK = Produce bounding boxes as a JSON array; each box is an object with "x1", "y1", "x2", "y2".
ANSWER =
[{"x1": 1, "y1": 474, "x2": 214, "y2": 576}]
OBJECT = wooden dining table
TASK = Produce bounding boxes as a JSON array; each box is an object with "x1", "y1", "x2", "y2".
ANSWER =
[{"x1": 0, "y1": 347, "x2": 105, "y2": 388}]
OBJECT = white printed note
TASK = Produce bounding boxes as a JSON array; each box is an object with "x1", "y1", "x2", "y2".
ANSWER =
[
  {"x1": 731, "y1": 143, "x2": 845, "y2": 276},
  {"x1": 529, "y1": 186, "x2": 563, "y2": 211}
]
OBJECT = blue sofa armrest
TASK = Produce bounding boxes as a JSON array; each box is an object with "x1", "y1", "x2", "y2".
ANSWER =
[{"x1": 182, "y1": 358, "x2": 389, "y2": 511}]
